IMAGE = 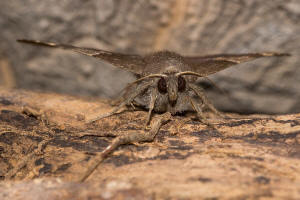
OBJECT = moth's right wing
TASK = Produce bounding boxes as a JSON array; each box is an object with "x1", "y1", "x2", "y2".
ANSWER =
[
  {"x1": 184, "y1": 52, "x2": 290, "y2": 76},
  {"x1": 17, "y1": 39, "x2": 145, "y2": 75}
]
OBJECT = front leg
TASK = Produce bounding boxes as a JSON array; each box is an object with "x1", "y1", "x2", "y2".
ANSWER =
[
  {"x1": 86, "y1": 81, "x2": 153, "y2": 123},
  {"x1": 189, "y1": 83, "x2": 225, "y2": 119},
  {"x1": 188, "y1": 95, "x2": 213, "y2": 127},
  {"x1": 145, "y1": 87, "x2": 158, "y2": 126}
]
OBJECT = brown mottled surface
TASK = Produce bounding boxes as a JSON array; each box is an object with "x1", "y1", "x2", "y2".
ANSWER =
[{"x1": 0, "y1": 88, "x2": 300, "y2": 199}]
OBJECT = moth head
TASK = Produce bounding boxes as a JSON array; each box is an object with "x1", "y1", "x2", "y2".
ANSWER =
[
  {"x1": 157, "y1": 74, "x2": 186, "y2": 107},
  {"x1": 131, "y1": 71, "x2": 205, "y2": 107}
]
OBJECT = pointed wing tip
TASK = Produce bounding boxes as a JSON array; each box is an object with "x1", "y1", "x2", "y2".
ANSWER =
[
  {"x1": 17, "y1": 39, "x2": 58, "y2": 47},
  {"x1": 17, "y1": 39, "x2": 40, "y2": 43},
  {"x1": 17, "y1": 39, "x2": 41, "y2": 45},
  {"x1": 17, "y1": 39, "x2": 30, "y2": 43},
  {"x1": 263, "y1": 52, "x2": 291, "y2": 57},
  {"x1": 278, "y1": 53, "x2": 291, "y2": 57}
]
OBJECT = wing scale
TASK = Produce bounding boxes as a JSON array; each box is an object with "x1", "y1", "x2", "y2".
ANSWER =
[
  {"x1": 17, "y1": 39, "x2": 145, "y2": 75},
  {"x1": 184, "y1": 52, "x2": 290, "y2": 76}
]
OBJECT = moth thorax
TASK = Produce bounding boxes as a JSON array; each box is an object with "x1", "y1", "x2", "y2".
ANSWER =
[{"x1": 163, "y1": 65, "x2": 180, "y2": 74}]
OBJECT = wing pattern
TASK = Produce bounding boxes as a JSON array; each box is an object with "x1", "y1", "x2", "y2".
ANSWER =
[
  {"x1": 18, "y1": 39, "x2": 290, "y2": 76},
  {"x1": 184, "y1": 52, "x2": 290, "y2": 76},
  {"x1": 17, "y1": 39, "x2": 145, "y2": 75}
]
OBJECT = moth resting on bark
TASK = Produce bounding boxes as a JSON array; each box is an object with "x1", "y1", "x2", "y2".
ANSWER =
[{"x1": 17, "y1": 39, "x2": 289, "y2": 125}]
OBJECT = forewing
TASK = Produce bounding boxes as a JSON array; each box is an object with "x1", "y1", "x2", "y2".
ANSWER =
[
  {"x1": 17, "y1": 39, "x2": 145, "y2": 75},
  {"x1": 184, "y1": 52, "x2": 290, "y2": 76}
]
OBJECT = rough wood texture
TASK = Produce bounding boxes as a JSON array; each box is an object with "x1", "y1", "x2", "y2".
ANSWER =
[
  {"x1": 0, "y1": 89, "x2": 300, "y2": 199},
  {"x1": 0, "y1": 0, "x2": 299, "y2": 114}
]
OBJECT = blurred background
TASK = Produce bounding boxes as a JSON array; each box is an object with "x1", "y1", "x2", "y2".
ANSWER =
[{"x1": 0, "y1": 0, "x2": 299, "y2": 114}]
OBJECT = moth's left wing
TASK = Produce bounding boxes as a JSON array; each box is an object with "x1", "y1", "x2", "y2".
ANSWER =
[
  {"x1": 17, "y1": 39, "x2": 145, "y2": 75},
  {"x1": 184, "y1": 52, "x2": 290, "y2": 76}
]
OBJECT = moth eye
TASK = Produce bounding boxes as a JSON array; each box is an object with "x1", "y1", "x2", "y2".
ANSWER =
[
  {"x1": 178, "y1": 76, "x2": 186, "y2": 92},
  {"x1": 157, "y1": 78, "x2": 167, "y2": 94}
]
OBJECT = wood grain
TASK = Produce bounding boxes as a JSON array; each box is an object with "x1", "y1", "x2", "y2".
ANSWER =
[{"x1": 1, "y1": 89, "x2": 300, "y2": 199}]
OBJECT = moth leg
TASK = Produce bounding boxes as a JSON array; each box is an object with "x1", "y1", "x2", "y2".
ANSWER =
[
  {"x1": 79, "y1": 112, "x2": 171, "y2": 182},
  {"x1": 145, "y1": 87, "x2": 158, "y2": 126},
  {"x1": 86, "y1": 81, "x2": 153, "y2": 123},
  {"x1": 188, "y1": 96, "x2": 213, "y2": 127},
  {"x1": 110, "y1": 82, "x2": 136, "y2": 106},
  {"x1": 189, "y1": 83, "x2": 225, "y2": 119}
]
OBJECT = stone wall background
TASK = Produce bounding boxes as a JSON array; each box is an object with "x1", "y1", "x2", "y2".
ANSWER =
[{"x1": 0, "y1": 0, "x2": 299, "y2": 114}]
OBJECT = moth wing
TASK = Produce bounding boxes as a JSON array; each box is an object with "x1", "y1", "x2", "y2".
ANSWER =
[
  {"x1": 17, "y1": 39, "x2": 145, "y2": 75},
  {"x1": 184, "y1": 52, "x2": 290, "y2": 76}
]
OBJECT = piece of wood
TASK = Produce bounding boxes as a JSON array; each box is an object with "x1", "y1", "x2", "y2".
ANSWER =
[{"x1": 0, "y1": 88, "x2": 300, "y2": 199}]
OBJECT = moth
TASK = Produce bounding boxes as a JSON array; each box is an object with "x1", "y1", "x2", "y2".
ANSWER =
[{"x1": 17, "y1": 39, "x2": 289, "y2": 125}]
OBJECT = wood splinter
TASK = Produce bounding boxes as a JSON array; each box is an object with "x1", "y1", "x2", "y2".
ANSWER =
[{"x1": 78, "y1": 112, "x2": 171, "y2": 182}]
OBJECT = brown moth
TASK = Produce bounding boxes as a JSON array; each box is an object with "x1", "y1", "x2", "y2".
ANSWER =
[{"x1": 17, "y1": 39, "x2": 290, "y2": 125}]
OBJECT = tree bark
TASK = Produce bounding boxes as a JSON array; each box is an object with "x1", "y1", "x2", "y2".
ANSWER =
[{"x1": 0, "y1": 89, "x2": 300, "y2": 199}]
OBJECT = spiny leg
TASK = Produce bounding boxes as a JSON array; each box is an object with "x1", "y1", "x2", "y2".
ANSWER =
[
  {"x1": 188, "y1": 95, "x2": 213, "y2": 127},
  {"x1": 145, "y1": 87, "x2": 158, "y2": 126},
  {"x1": 109, "y1": 80, "x2": 139, "y2": 106},
  {"x1": 86, "y1": 102, "x2": 127, "y2": 123},
  {"x1": 78, "y1": 112, "x2": 171, "y2": 182},
  {"x1": 189, "y1": 83, "x2": 225, "y2": 119},
  {"x1": 86, "y1": 81, "x2": 153, "y2": 123}
]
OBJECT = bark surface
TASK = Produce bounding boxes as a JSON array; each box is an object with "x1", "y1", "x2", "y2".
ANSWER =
[{"x1": 0, "y1": 89, "x2": 300, "y2": 199}]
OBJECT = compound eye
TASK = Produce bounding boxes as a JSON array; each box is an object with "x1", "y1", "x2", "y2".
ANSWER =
[
  {"x1": 178, "y1": 76, "x2": 186, "y2": 92},
  {"x1": 158, "y1": 78, "x2": 167, "y2": 94}
]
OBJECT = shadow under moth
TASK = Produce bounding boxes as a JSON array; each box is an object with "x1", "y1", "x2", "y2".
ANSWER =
[{"x1": 17, "y1": 39, "x2": 289, "y2": 181}]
